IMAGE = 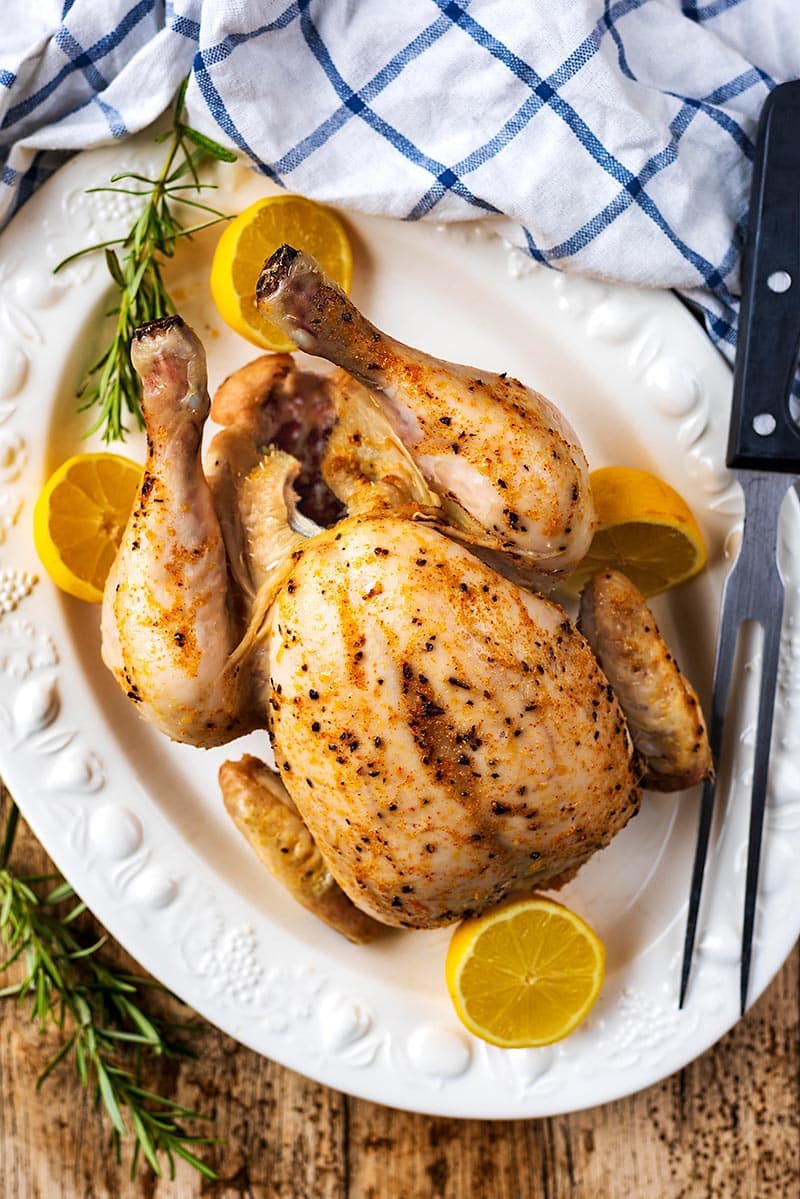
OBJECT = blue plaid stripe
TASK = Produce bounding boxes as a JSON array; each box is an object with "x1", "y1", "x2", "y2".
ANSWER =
[
  {"x1": 272, "y1": 12, "x2": 453, "y2": 176},
  {"x1": 6, "y1": 149, "x2": 67, "y2": 222},
  {"x1": 191, "y1": 1, "x2": 302, "y2": 182},
  {"x1": 607, "y1": 13, "x2": 755, "y2": 158},
  {"x1": 689, "y1": 293, "x2": 738, "y2": 348},
  {"x1": 193, "y1": 66, "x2": 280, "y2": 185},
  {"x1": 272, "y1": 0, "x2": 648, "y2": 231},
  {"x1": 539, "y1": 104, "x2": 704, "y2": 265},
  {"x1": 55, "y1": 27, "x2": 111, "y2": 95},
  {"x1": 604, "y1": 0, "x2": 638, "y2": 77},
  {"x1": 674, "y1": 94, "x2": 753, "y2": 158},
  {"x1": 439, "y1": 2, "x2": 646, "y2": 192},
  {"x1": 426, "y1": 0, "x2": 740, "y2": 299},
  {"x1": 408, "y1": 0, "x2": 630, "y2": 220},
  {"x1": 93, "y1": 95, "x2": 128, "y2": 139},
  {"x1": 171, "y1": 15, "x2": 201, "y2": 42},
  {"x1": 683, "y1": 0, "x2": 747, "y2": 21},
  {"x1": 2, "y1": 0, "x2": 155, "y2": 131},
  {"x1": 299, "y1": 4, "x2": 498, "y2": 215},
  {"x1": 194, "y1": 2, "x2": 300, "y2": 68}
]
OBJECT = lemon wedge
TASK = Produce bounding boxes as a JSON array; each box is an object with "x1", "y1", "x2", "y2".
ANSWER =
[
  {"x1": 445, "y1": 895, "x2": 606, "y2": 1048},
  {"x1": 210, "y1": 194, "x2": 352, "y2": 352},
  {"x1": 33, "y1": 453, "x2": 142, "y2": 603},
  {"x1": 565, "y1": 466, "x2": 707, "y2": 597}
]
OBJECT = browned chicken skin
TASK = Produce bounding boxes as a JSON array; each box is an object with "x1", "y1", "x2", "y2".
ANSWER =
[
  {"x1": 101, "y1": 317, "x2": 263, "y2": 747},
  {"x1": 219, "y1": 755, "x2": 382, "y2": 942},
  {"x1": 579, "y1": 569, "x2": 713, "y2": 792},
  {"x1": 263, "y1": 514, "x2": 640, "y2": 926},
  {"x1": 256, "y1": 246, "x2": 595, "y2": 586},
  {"x1": 101, "y1": 297, "x2": 711, "y2": 937}
]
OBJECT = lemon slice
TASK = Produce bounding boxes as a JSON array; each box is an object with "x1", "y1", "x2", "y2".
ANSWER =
[
  {"x1": 33, "y1": 453, "x2": 142, "y2": 603},
  {"x1": 445, "y1": 895, "x2": 605, "y2": 1048},
  {"x1": 210, "y1": 194, "x2": 353, "y2": 351},
  {"x1": 565, "y1": 466, "x2": 707, "y2": 597}
]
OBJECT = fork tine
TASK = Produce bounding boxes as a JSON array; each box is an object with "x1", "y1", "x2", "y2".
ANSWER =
[
  {"x1": 678, "y1": 776, "x2": 719, "y2": 1009},
  {"x1": 678, "y1": 586, "x2": 741, "y2": 1008},
  {"x1": 740, "y1": 614, "x2": 784, "y2": 1014}
]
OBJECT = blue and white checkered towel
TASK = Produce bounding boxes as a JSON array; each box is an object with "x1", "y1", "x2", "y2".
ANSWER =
[{"x1": 2, "y1": 1, "x2": 799, "y2": 365}]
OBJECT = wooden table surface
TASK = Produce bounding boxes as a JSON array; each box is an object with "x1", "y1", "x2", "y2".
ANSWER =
[{"x1": 0, "y1": 789, "x2": 797, "y2": 1199}]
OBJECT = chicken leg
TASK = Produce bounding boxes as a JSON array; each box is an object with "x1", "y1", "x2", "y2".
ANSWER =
[
  {"x1": 101, "y1": 316, "x2": 264, "y2": 746},
  {"x1": 255, "y1": 246, "x2": 594, "y2": 585}
]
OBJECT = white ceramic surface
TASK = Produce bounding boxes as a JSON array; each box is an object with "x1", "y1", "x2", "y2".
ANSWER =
[{"x1": 0, "y1": 137, "x2": 798, "y2": 1118}]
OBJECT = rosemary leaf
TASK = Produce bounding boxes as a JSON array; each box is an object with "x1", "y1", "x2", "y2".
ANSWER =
[
  {"x1": 43, "y1": 881, "x2": 76, "y2": 905},
  {"x1": 0, "y1": 802, "x2": 19, "y2": 868},
  {"x1": 97, "y1": 1058, "x2": 128, "y2": 1135},
  {"x1": 182, "y1": 126, "x2": 238, "y2": 162},
  {"x1": 61, "y1": 900, "x2": 87, "y2": 926},
  {"x1": 132, "y1": 1107, "x2": 162, "y2": 1175},
  {"x1": 0, "y1": 796, "x2": 219, "y2": 1180},
  {"x1": 173, "y1": 1142, "x2": 220, "y2": 1180},
  {"x1": 62, "y1": 76, "x2": 234, "y2": 442},
  {"x1": 36, "y1": 1028, "x2": 79, "y2": 1087},
  {"x1": 68, "y1": 935, "x2": 108, "y2": 960},
  {"x1": 104, "y1": 248, "x2": 127, "y2": 289}
]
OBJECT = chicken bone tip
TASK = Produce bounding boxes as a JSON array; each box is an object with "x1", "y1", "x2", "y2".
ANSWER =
[
  {"x1": 133, "y1": 313, "x2": 186, "y2": 341},
  {"x1": 257, "y1": 244, "x2": 301, "y2": 300}
]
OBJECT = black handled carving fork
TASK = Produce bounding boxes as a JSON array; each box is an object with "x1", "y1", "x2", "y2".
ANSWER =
[{"x1": 679, "y1": 82, "x2": 800, "y2": 1015}]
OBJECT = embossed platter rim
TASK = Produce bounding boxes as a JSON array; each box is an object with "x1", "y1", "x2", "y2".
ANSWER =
[{"x1": 0, "y1": 135, "x2": 799, "y2": 1118}]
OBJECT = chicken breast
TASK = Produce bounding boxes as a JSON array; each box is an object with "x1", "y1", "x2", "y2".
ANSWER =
[{"x1": 266, "y1": 516, "x2": 640, "y2": 927}]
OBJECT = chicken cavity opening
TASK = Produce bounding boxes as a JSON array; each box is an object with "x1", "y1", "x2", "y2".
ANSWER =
[{"x1": 212, "y1": 354, "x2": 344, "y2": 528}]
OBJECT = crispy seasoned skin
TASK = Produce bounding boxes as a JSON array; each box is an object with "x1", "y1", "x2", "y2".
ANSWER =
[
  {"x1": 102, "y1": 319, "x2": 664, "y2": 935},
  {"x1": 266, "y1": 516, "x2": 640, "y2": 928},
  {"x1": 219, "y1": 755, "x2": 383, "y2": 943},
  {"x1": 101, "y1": 316, "x2": 263, "y2": 746},
  {"x1": 321, "y1": 370, "x2": 442, "y2": 518},
  {"x1": 578, "y1": 569, "x2": 713, "y2": 792},
  {"x1": 256, "y1": 246, "x2": 594, "y2": 584}
]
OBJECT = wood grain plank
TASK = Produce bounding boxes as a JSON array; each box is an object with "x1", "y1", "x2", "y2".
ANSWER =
[
  {"x1": 0, "y1": 798, "x2": 348, "y2": 1199},
  {"x1": 0, "y1": 798, "x2": 797, "y2": 1198},
  {"x1": 346, "y1": 949, "x2": 799, "y2": 1199}
]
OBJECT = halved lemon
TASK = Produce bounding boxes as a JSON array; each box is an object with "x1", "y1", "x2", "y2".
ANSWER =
[
  {"x1": 210, "y1": 194, "x2": 353, "y2": 352},
  {"x1": 33, "y1": 453, "x2": 142, "y2": 603},
  {"x1": 565, "y1": 466, "x2": 707, "y2": 597},
  {"x1": 445, "y1": 895, "x2": 606, "y2": 1048}
]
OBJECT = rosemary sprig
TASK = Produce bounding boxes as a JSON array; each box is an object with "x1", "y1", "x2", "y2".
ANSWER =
[
  {"x1": 0, "y1": 797, "x2": 219, "y2": 1181},
  {"x1": 55, "y1": 76, "x2": 236, "y2": 442}
]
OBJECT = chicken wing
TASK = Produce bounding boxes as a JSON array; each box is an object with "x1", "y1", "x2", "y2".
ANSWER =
[
  {"x1": 219, "y1": 754, "x2": 383, "y2": 943},
  {"x1": 578, "y1": 569, "x2": 713, "y2": 791}
]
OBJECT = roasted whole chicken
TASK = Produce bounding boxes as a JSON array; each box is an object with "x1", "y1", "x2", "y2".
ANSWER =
[{"x1": 101, "y1": 248, "x2": 711, "y2": 942}]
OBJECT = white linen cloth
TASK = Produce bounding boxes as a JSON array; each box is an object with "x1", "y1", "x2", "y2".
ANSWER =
[{"x1": 2, "y1": 1, "x2": 799, "y2": 361}]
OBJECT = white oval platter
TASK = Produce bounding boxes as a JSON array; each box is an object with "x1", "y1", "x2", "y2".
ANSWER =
[{"x1": 0, "y1": 136, "x2": 798, "y2": 1119}]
